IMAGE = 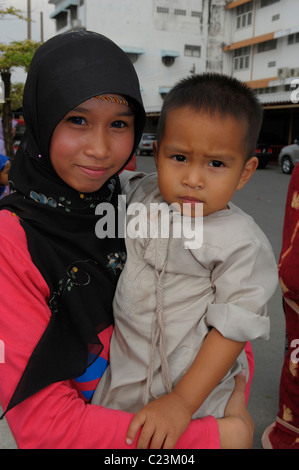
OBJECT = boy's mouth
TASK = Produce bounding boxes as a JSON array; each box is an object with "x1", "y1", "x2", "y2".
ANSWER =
[{"x1": 179, "y1": 196, "x2": 204, "y2": 205}]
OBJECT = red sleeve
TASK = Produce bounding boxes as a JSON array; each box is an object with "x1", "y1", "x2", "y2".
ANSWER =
[{"x1": 0, "y1": 210, "x2": 220, "y2": 449}]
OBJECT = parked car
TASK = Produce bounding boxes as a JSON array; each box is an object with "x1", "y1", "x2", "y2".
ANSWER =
[
  {"x1": 278, "y1": 140, "x2": 299, "y2": 174},
  {"x1": 13, "y1": 118, "x2": 26, "y2": 152},
  {"x1": 136, "y1": 133, "x2": 156, "y2": 155},
  {"x1": 254, "y1": 143, "x2": 273, "y2": 169}
]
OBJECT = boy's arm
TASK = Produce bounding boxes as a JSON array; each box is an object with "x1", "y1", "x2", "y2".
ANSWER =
[
  {"x1": 173, "y1": 328, "x2": 245, "y2": 415},
  {"x1": 126, "y1": 328, "x2": 245, "y2": 449}
]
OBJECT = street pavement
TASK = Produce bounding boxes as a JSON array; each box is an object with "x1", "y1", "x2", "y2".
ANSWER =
[{"x1": 0, "y1": 158, "x2": 291, "y2": 449}]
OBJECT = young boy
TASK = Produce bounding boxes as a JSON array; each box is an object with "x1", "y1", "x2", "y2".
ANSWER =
[{"x1": 92, "y1": 73, "x2": 278, "y2": 448}]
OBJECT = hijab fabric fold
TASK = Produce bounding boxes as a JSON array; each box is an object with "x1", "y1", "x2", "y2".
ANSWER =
[{"x1": 0, "y1": 31, "x2": 146, "y2": 415}]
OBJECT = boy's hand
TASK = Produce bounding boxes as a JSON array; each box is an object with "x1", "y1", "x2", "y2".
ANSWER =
[{"x1": 126, "y1": 392, "x2": 192, "y2": 449}]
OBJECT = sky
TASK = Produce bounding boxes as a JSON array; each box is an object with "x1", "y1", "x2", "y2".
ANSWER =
[
  {"x1": 0, "y1": 0, "x2": 55, "y2": 43},
  {"x1": 0, "y1": 0, "x2": 56, "y2": 81}
]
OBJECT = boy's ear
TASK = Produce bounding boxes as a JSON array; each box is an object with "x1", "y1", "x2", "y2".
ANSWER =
[
  {"x1": 153, "y1": 141, "x2": 158, "y2": 166},
  {"x1": 237, "y1": 156, "x2": 259, "y2": 190}
]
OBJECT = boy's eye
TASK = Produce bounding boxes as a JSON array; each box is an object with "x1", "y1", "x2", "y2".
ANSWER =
[
  {"x1": 209, "y1": 160, "x2": 224, "y2": 168},
  {"x1": 111, "y1": 120, "x2": 126, "y2": 128},
  {"x1": 68, "y1": 116, "x2": 86, "y2": 125},
  {"x1": 172, "y1": 155, "x2": 186, "y2": 163}
]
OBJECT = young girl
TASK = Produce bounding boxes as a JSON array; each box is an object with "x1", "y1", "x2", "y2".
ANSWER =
[{"x1": 0, "y1": 31, "x2": 253, "y2": 449}]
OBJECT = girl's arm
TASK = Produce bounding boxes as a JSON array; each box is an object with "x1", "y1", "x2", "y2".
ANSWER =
[
  {"x1": 0, "y1": 211, "x2": 221, "y2": 449},
  {"x1": 126, "y1": 328, "x2": 245, "y2": 449}
]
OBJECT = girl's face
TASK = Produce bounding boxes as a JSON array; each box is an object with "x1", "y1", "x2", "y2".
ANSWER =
[{"x1": 50, "y1": 95, "x2": 135, "y2": 193}]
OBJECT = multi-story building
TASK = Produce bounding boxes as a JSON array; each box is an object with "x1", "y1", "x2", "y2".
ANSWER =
[
  {"x1": 48, "y1": 0, "x2": 227, "y2": 131},
  {"x1": 224, "y1": 0, "x2": 299, "y2": 151},
  {"x1": 48, "y1": 0, "x2": 299, "y2": 147}
]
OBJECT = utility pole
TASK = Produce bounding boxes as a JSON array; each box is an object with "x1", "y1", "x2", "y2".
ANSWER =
[
  {"x1": 40, "y1": 11, "x2": 44, "y2": 42},
  {"x1": 27, "y1": 0, "x2": 31, "y2": 39}
]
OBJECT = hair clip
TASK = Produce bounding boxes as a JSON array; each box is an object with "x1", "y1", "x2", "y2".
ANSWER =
[{"x1": 92, "y1": 95, "x2": 129, "y2": 106}]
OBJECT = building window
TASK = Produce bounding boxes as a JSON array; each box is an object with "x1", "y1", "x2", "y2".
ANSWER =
[
  {"x1": 233, "y1": 46, "x2": 250, "y2": 70},
  {"x1": 236, "y1": 2, "x2": 253, "y2": 29},
  {"x1": 174, "y1": 9, "x2": 186, "y2": 16},
  {"x1": 162, "y1": 56, "x2": 175, "y2": 66},
  {"x1": 272, "y1": 14, "x2": 280, "y2": 21},
  {"x1": 261, "y1": 0, "x2": 280, "y2": 7},
  {"x1": 184, "y1": 45, "x2": 201, "y2": 58},
  {"x1": 157, "y1": 7, "x2": 169, "y2": 14},
  {"x1": 257, "y1": 39, "x2": 277, "y2": 53},
  {"x1": 268, "y1": 61, "x2": 276, "y2": 67},
  {"x1": 191, "y1": 11, "x2": 201, "y2": 18},
  {"x1": 288, "y1": 33, "x2": 299, "y2": 45},
  {"x1": 254, "y1": 86, "x2": 277, "y2": 94},
  {"x1": 56, "y1": 12, "x2": 68, "y2": 31}
]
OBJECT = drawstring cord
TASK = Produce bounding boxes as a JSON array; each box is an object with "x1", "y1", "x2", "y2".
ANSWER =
[{"x1": 143, "y1": 263, "x2": 172, "y2": 405}]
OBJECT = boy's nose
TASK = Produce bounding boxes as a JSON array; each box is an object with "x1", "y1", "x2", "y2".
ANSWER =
[{"x1": 183, "y1": 170, "x2": 203, "y2": 189}]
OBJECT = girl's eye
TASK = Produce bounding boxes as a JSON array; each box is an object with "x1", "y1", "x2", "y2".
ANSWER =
[
  {"x1": 209, "y1": 160, "x2": 224, "y2": 168},
  {"x1": 172, "y1": 155, "x2": 186, "y2": 163},
  {"x1": 68, "y1": 116, "x2": 86, "y2": 125},
  {"x1": 111, "y1": 120, "x2": 126, "y2": 128}
]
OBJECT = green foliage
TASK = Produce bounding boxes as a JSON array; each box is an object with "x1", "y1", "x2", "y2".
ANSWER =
[
  {"x1": 0, "y1": 82, "x2": 24, "y2": 114},
  {"x1": 0, "y1": 4, "x2": 41, "y2": 157},
  {"x1": 0, "y1": 40, "x2": 41, "y2": 72},
  {"x1": 0, "y1": 6, "x2": 27, "y2": 21}
]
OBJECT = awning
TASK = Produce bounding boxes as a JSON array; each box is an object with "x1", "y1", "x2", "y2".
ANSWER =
[
  {"x1": 258, "y1": 91, "x2": 293, "y2": 104},
  {"x1": 50, "y1": 0, "x2": 79, "y2": 18},
  {"x1": 159, "y1": 86, "x2": 172, "y2": 94},
  {"x1": 161, "y1": 49, "x2": 180, "y2": 58},
  {"x1": 121, "y1": 46, "x2": 145, "y2": 55}
]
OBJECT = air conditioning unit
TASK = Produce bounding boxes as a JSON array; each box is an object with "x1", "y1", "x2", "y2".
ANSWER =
[
  {"x1": 71, "y1": 19, "x2": 82, "y2": 30},
  {"x1": 277, "y1": 67, "x2": 289, "y2": 79}
]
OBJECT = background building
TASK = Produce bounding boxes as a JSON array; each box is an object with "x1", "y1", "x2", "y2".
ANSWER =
[
  {"x1": 224, "y1": 0, "x2": 299, "y2": 156},
  {"x1": 49, "y1": 0, "x2": 227, "y2": 131},
  {"x1": 47, "y1": 0, "x2": 299, "y2": 148}
]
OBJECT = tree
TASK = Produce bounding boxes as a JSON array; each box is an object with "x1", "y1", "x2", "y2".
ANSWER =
[
  {"x1": 0, "y1": 5, "x2": 39, "y2": 158},
  {"x1": 0, "y1": 5, "x2": 26, "y2": 21},
  {"x1": 0, "y1": 39, "x2": 41, "y2": 158}
]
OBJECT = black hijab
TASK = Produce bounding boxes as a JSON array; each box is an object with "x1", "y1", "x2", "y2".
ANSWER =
[{"x1": 0, "y1": 31, "x2": 146, "y2": 415}]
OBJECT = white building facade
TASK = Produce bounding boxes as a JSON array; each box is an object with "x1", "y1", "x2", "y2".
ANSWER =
[
  {"x1": 48, "y1": 0, "x2": 299, "y2": 145},
  {"x1": 48, "y1": 0, "x2": 226, "y2": 129},
  {"x1": 224, "y1": 0, "x2": 299, "y2": 146}
]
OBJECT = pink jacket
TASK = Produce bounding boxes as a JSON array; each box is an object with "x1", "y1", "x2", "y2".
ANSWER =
[{"x1": 0, "y1": 210, "x2": 221, "y2": 449}]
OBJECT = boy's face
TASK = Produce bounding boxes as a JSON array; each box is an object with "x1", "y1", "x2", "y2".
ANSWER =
[
  {"x1": 154, "y1": 106, "x2": 258, "y2": 217},
  {"x1": 50, "y1": 95, "x2": 135, "y2": 193}
]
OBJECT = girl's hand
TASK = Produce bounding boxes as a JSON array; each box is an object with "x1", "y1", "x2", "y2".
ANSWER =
[{"x1": 126, "y1": 392, "x2": 192, "y2": 449}]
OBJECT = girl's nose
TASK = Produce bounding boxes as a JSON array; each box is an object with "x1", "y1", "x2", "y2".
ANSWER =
[{"x1": 84, "y1": 127, "x2": 110, "y2": 159}]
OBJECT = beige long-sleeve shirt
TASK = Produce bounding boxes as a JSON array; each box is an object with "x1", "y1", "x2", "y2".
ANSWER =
[{"x1": 92, "y1": 172, "x2": 277, "y2": 418}]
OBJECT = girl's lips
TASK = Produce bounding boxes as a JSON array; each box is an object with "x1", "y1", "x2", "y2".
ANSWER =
[{"x1": 77, "y1": 165, "x2": 109, "y2": 178}]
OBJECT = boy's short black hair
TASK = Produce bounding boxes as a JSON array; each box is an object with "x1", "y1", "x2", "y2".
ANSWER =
[{"x1": 157, "y1": 73, "x2": 263, "y2": 160}]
